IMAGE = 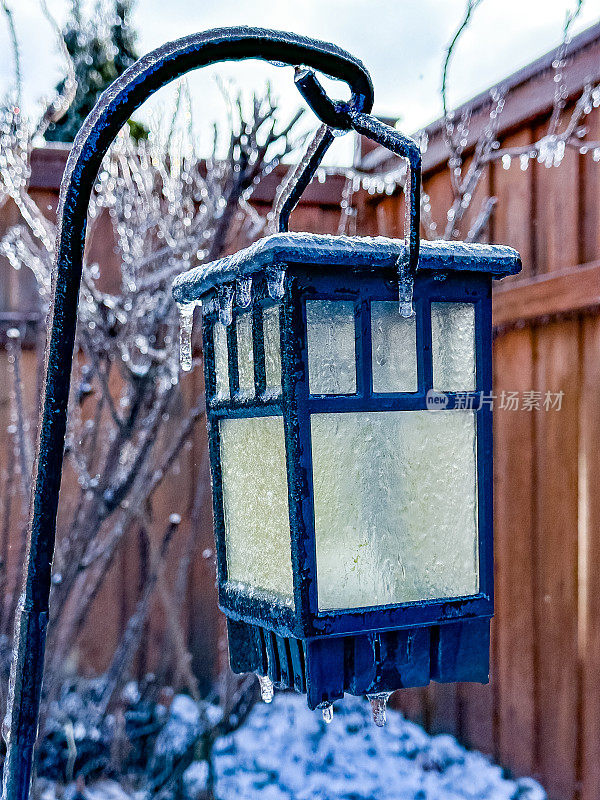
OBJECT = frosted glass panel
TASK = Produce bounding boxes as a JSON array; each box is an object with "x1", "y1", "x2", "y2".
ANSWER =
[
  {"x1": 220, "y1": 416, "x2": 293, "y2": 605},
  {"x1": 213, "y1": 321, "x2": 229, "y2": 400},
  {"x1": 371, "y1": 301, "x2": 418, "y2": 393},
  {"x1": 263, "y1": 305, "x2": 282, "y2": 392},
  {"x1": 236, "y1": 313, "x2": 255, "y2": 396},
  {"x1": 311, "y1": 410, "x2": 478, "y2": 610},
  {"x1": 431, "y1": 302, "x2": 476, "y2": 391},
  {"x1": 306, "y1": 300, "x2": 356, "y2": 395}
]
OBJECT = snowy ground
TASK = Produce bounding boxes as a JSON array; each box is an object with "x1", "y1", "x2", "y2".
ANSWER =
[
  {"x1": 209, "y1": 693, "x2": 545, "y2": 800},
  {"x1": 39, "y1": 691, "x2": 546, "y2": 800}
]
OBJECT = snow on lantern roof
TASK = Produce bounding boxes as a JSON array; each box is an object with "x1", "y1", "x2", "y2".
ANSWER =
[{"x1": 172, "y1": 232, "x2": 521, "y2": 305}]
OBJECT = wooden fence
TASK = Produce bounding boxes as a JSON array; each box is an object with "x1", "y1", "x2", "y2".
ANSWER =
[{"x1": 2, "y1": 21, "x2": 600, "y2": 800}]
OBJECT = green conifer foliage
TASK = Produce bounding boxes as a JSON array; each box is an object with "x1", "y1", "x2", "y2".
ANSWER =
[{"x1": 46, "y1": 0, "x2": 140, "y2": 142}]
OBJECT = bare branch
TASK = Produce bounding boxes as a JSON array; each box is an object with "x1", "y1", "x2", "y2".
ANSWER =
[
  {"x1": 1, "y1": 1, "x2": 22, "y2": 106},
  {"x1": 441, "y1": 0, "x2": 484, "y2": 119},
  {"x1": 95, "y1": 516, "x2": 180, "y2": 716}
]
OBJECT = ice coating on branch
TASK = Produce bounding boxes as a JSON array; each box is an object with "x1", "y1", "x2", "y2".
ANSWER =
[
  {"x1": 371, "y1": 301, "x2": 417, "y2": 393},
  {"x1": 306, "y1": 300, "x2": 356, "y2": 395},
  {"x1": 219, "y1": 416, "x2": 294, "y2": 603},
  {"x1": 263, "y1": 305, "x2": 282, "y2": 392},
  {"x1": 258, "y1": 675, "x2": 274, "y2": 703},
  {"x1": 177, "y1": 301, "x2": 197, "y2": 372},
  {"x1": 367, "y1": 692, "x2": 393, "y2": 727},
  {"x1": 537, "y1": 134, "x2": 565, "y2": 168},
  {"x1": 431, "y1": 302, "x2": 476, "y2": 392},
  {"x1": 311, "y1": 410, "x2": 478, "y2": 610}
]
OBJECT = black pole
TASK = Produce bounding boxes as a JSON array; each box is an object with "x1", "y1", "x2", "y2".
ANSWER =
[{"x1": 1, "y1": 28, "x2": 373, "y2": 799}]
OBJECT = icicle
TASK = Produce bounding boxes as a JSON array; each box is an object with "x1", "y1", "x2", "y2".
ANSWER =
[
  {"x1": 258, "y1": 674, "x2": 274, "y2": 703},
  {"x1": 397, "y1": 163, "x2": 415, "y2": 318},
  {"x1": 236, "y1": 275, "x2": 252, "y2": 308},
  {"x1": 367, "y1": 692, "x2": 392, "y2": 727},
  {"x1": 266, "y1": 265, "x2": 286, "y2": 300},
  {"x1": 319, "y1": 702, "x2": 334, "y2": 724},
  {"x1": 218, "y1": 284, "x2": 234, "y2": 326},
  {"x1": 177, "y1": 301, "x2": 196, "y2": 372},
  {"x1": 397, "y1": 254, "x2": 415, "y2": 319}
]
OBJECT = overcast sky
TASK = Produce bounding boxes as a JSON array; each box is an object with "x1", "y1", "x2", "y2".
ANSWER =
[{"x1": 2, "y1": 1, "x2": 599, "y2": 164}]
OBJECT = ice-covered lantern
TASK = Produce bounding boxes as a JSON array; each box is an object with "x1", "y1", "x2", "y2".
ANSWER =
[{"x1": 173, "y1": 221, "x2": 521, "y2": 720}]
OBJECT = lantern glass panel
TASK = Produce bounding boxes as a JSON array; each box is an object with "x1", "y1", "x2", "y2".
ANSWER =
[
  {"x1": 306, "y1": 300, "x2": 356, "y2": 395},
  {"x1": 236, "y1": 313, "x2": 255, "y2": 396},
  {"x1": 263, "y1": 305, "x2": 282, "y2": 392},
  {"x1": 431, "y1": 302, "x2": 476, "y2": 391},
  {"x1": 311, "y1": 409, "x2": 479, "y2": 610},
  {"x1": 213, "y1": 321, "x2": 230, "y2": 399},
  {"x1": 220, "y1": 415, "x2": 294, "y2": 605},
  {"x1": 371, "y1": 301, "x2": 418, "y2": 393}
]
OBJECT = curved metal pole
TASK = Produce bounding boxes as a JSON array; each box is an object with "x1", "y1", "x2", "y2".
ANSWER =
[{"x1": 2, "y1": 27, "x2": 373, "y2": 800}]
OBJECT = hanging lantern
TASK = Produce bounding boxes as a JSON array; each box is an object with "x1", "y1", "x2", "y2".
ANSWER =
[{"x1": 172, "y1": 57, "x2": 521, "y2": 723}]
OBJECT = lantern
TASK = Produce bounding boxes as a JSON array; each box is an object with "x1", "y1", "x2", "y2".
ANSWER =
[{"x1": 172, "y1": 132, "x2": 521, "y2": 721}]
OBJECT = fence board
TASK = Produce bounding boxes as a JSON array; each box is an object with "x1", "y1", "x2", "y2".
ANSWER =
[
  {"x1": 582, "y1": 107, "x2": 600, "y2": 266},
  {"x1": 533, "y1": 118, "x2": 580, "y2": 274},
  {"x1": 580, "y1": 315, "x2": 600, "y2": 800},
  {"x1": 491, "y1": 129, "x2": 535, "y2": 277},
  {"x1": 493, "y1": 327, "x2": 536, "y2": 775},
  {"x1": 393, "y1": 687, "x2": 427, "y2": 728},
  {"x1": 425, "y1": 682, "x2": 459, "y2": 737},
  {"x1": 533, "y1": 319, "x2": 580, "y2": 799}
]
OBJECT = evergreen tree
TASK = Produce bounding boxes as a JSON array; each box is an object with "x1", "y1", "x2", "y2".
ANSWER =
[
  {"x1": 111, "y1": 1, "x2": 138, "y2": 76},
  {"x1": 46, "y1": 0, "x2": 140, "y2": 143}
]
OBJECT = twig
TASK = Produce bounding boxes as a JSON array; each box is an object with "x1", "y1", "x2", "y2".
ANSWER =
[
  {"x1": 6, "y1": 330, "x2": 32, "y2": 504},
  {"x1": 95, "y1": 516, "x2": 180, "y2": 716},
  {"x1": 1, "y1": 1, "x2": 22, "y2": 106},
  {"x1": 441, "y1": 0, "x2": 484, "y2": 119}
]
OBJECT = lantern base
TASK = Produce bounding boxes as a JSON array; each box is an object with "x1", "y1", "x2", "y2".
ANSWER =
[{"x1": 226, "y1": 617, "x2": 489, "y2": 710}]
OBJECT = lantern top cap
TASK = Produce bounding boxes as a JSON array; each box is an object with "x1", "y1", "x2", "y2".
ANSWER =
[{"x1": 172, "y1": 232, "x2": 521, "y2": 305}]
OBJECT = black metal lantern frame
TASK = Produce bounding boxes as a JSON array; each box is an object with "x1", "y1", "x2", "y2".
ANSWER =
[{"x1": 173, "y1": 233, "x2": 520, "y2": 709}]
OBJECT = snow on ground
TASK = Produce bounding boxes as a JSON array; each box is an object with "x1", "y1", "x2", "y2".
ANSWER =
[{"x1": 210, "y1": 693, "x2": 546, "y2": 800}]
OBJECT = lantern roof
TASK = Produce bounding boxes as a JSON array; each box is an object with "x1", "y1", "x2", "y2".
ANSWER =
[{"x1": 172, "y1": 232, "x2": 521, "y2": 305}]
